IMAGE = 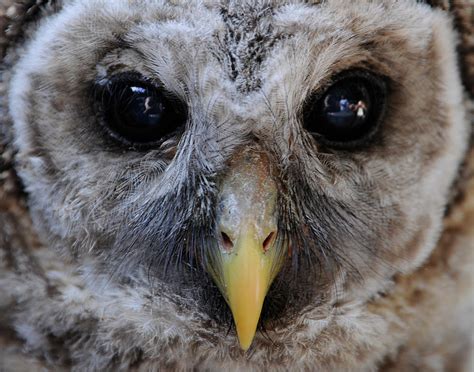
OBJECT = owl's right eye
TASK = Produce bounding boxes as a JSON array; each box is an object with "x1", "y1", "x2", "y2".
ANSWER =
[{"x1": 95, "y1": 75, "x2": 186, "y2": 146}]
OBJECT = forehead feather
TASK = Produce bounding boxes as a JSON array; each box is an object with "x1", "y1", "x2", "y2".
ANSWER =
[{"x1": 82, "y1": 0, "x2": 436, "y2": 94}]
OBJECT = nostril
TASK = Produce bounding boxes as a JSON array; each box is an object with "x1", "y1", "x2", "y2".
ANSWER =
[
  {"x1": 262, "y1": 231, "x2": 276, "y2": 253},
  {"x1": 221, "y1": 232, "x2": 234, "y2": 252}
]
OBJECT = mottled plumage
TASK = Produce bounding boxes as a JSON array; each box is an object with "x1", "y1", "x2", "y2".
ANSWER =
[{"x1": 0, "y1": 0, "x2": 473, "y2": 371}]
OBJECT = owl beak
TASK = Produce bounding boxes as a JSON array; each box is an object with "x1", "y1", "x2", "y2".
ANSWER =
[
  {"x1": 207, "y1": 149, "x2": 286, "y2": 351},
  {"x1": 217, "y1": 224, "x2": 283, "y2": 351}
]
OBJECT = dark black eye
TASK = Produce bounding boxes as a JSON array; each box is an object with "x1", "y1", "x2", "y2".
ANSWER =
[
  {"x1": 96, "y1": 75, "x2": 186, "y2": 145},
  {"x1": 304, "y1": 71, "x2": 387, "y2": 146}
]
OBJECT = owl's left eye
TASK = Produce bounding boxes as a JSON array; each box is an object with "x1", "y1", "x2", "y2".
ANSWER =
[
  {"x1": 96, "y1": 75, "x2": 186, "y2": 145},
  {"x1": 303, "y1": 71, "x2": 387, "y2": 146}
]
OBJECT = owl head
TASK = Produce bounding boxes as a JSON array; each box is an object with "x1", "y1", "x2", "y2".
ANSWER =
[{"x1": 5, "y1": 0, "x2": 471, "y2": 351}]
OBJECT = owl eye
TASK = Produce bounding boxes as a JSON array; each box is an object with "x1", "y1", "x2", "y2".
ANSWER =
[
  {"x1": 304, "y1": 71, "x2": 387, "y2": 145},
  {"x1": 96, "y1": 75, "x2": 186, "y2": 145}
]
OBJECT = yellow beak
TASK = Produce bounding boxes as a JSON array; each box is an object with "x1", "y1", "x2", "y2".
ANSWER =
[
  {"x1": 207, "y1": 149, "x2": 286, "y2": 350},
  {"x1": 221, "y1": 225, "x2": 280, "y2": 350}
]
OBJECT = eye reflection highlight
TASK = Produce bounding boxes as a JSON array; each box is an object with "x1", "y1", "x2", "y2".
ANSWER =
[{"x1": 323, "y1": 93, "x2": 368, "y2": 129}]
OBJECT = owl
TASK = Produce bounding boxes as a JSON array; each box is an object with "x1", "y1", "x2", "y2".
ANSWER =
[{"x1": 0, "y1": 0, "x2": 473, "y2": 371}]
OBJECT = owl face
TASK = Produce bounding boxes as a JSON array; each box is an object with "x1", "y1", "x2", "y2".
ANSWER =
[{"x1": 9, "y1": 0, "x2": 468, "y2": 350}]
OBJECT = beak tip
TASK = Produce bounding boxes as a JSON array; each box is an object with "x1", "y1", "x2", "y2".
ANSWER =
[
  {"x1": 237, "y1": 334, "x2": 254, "y2": 351},
  {"x1": 240, "y1": 343, "x2": 251, "y2": 352},
  {"x1": 234, "y1": 315, "x2": 260, "y2": 351}
]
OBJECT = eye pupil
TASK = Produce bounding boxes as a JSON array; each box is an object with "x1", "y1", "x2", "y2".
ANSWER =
[
  {"x1": 322, "y1": 85, "x2": 370, "y2": 139},
  {"x1": 122, "y1": 87, "x2": 165, "y2": 129},
  {"x1": 98, "y1": 75, "x2": 186, "y2": 145},
  {"x1": 304, "y1": 72, "x2": 386, "y2": 145}
]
